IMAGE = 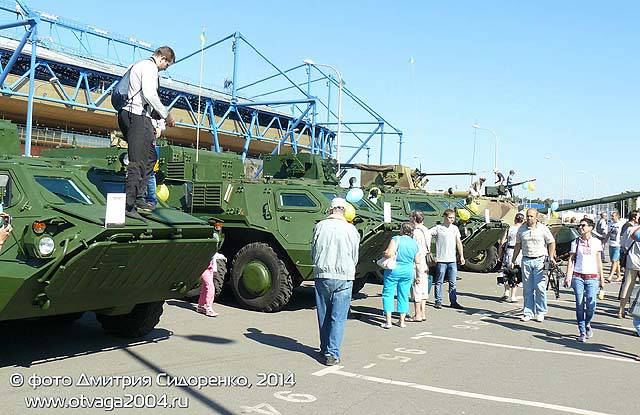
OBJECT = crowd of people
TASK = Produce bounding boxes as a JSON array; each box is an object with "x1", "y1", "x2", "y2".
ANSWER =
[{"x1": 310, "y1": 203, "x2": 640, "y2": 366}]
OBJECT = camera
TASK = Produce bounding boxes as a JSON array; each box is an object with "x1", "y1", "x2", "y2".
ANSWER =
[
  {"x1": 497, "y1": 266, "x2": 522, "y2": 287},
  {"x1": 1, "y1": 215, "x2": 11, "y2": 227}
]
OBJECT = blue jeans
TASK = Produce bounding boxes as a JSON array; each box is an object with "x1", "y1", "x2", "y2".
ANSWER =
[
  {"x1": 571, "y1": 276, "x2": 598, "y2": 334},
  {"x1": 382, "y1": 273, "x2": 412, "y2": 313},
  {"x1": 633, "y1": 317, "x2": 640, "y2": 336},
  {"x1": 145, "y1": 173, "x2": 157, "y2": 206},
  {"x1": 314, "y1": 278, "x2": 353, "y2": 359},
  {"x1": 521, "y1": 256, "x2": 547, "y2": 318},
  {"x1": 434, "y1": 262, "x2": 457, "y2": 304}
]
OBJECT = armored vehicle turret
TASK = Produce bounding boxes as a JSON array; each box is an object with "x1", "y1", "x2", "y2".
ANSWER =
[
  {"x1": 351, "y1": 163, "x2": 509, "y2": 273},
  {"x1": 0, "y1": 123, "x2": 221, "y2": 337}
]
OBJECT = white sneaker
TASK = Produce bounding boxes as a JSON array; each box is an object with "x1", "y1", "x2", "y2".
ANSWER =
[
  {"x1": 535, "y1": 314, "x2": 545, "y2": 323},
  {"x1": 521, "y1": 315, "x2": 532, "y2": 322}
]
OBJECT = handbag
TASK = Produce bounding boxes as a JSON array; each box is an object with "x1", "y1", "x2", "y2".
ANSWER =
[
  {"x1": 376, "y1": 256, "x2": 397, "y2": 270},
  {"x1": 417, "y1": 227, "x2": 436, "y2": 267},
  {"x1": 629, "y1": 285, "x2": 640, "y2": 319}
]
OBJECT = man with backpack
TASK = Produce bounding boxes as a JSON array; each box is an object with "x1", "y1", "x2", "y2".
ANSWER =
[{"x1": 112, "y1": 46, "x2": 176, "y2": 221}]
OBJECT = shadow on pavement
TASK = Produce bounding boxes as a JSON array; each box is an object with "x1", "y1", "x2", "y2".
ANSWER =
[
  {"x1": 243, "y1": 327, "x2": 323, "y2": 363},
  {"x1": 487, "y1": 317, "x2": 638, "y2": 360},
  {"x1": 123, "y1": 348, "x2": 235, "y2": 415},
  {"x1": 0, "y1": 314, "x2": 171, "y2": 368}
]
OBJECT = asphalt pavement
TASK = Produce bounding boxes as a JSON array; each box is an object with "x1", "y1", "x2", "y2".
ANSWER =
[{"x1": 1, "y1": 270, "x2": 638, "y2": 415}]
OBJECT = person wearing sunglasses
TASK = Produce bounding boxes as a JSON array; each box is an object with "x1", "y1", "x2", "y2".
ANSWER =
[{"x1": 564, "y1": 218, "x2": 604, "y2": 342}]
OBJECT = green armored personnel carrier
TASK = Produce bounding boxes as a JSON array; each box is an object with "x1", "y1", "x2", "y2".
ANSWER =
[
  {"x1": 352, "y1": 163, "x2": 509, "y2": 273},
  {"x1": 0, "y1": 121, "x2": 221, "y2": 337},
  {"x1": 44, "y1": 145, "x2": 395, "y2": 313}
]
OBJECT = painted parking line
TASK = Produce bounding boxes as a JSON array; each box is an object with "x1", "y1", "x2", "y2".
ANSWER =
[
  {"x1": 410, "y1": 332, "x2": 638, "y2": 364},
  {"x1": 312, "y1": 365, "x2": 613, "y2": 415}
]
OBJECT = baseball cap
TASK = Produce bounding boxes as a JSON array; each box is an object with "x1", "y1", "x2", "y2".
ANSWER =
[{"x1": 330, "y1": 197, "x2": 347, "y2": 210}]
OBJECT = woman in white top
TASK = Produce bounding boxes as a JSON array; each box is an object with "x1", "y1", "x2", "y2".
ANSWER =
[
  {"x1": 409, "y1": 211, "x2": 432, "y2": 322},
  {"x1": 564, "y1": 218, "x2": 604, "y2": 342},
  {"x1": 498, "y1": 213, "x2": 524, "y2": 302}
]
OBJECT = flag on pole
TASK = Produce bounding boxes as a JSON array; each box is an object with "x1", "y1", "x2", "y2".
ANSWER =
[{"x1": 200, "y1": 27, "x2": 206, "y2": 47}]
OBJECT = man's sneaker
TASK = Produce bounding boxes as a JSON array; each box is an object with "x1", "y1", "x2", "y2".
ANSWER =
[
  {"x1": 135, "y1": 200, "x2": 155, "y2": 213},
  {"x1": 434, "y1": 302, "x2": 442, "y2": 309},
  {"x1": 125, "y1": 210, "x2": 148, "y2": 222},
  {"x1": 521, "y1": 315, "x2": 532, "y2": 322},
  {"x1": 325, "y1": 355, "x2": 340, "y2": 366},
  {"x1": 586, "y1": 326, "x2": 594, "y2": 338},
  {"x1": 535, "y1": 314, "x2": 545, "y2": 323},
  {"x1": 450, "y1": 302, "x2": 464, "y2": 310},
  {"x1": 578, "y1": 334, "x2": 587, "y2": 343}
]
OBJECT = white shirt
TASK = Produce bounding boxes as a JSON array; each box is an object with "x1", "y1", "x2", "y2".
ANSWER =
[
  {"x1": 570, "y1": 236, "x2": 602, "y2": 274},
  {"x1": 623, "y1": 226, "x2": 640, "y2": 270},
  {"x1": 504, "y1": 224, "x2": 522, "y2": 265},
  {"x1": 122, "y1": 58, "x2": 169, "y2": 119},
  {"x1": 433, "y1": 223, "x2": 461, "y2": 263},
  {"x1": 516, "y1": 222, "x2": 554, "y2": 258},
  {"x1": 608, "y1": 219, "x2": 625, "y2": 247}
]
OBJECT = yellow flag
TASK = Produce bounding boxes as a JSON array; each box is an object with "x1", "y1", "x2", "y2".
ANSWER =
[{"x1": 199, "y1": 27, "x2": 206, "y2": 47}]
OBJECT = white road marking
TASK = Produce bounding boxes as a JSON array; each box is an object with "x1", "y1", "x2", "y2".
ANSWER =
[
  {"x1": 415, "y1": 333, "x2": 638, "y2": 364},
  {"x1": 312, "y1": 366, "x2": 614, "y2": 415},
  {"x1": 362, "y1": 363, "x2": 376, "y2": 369}
]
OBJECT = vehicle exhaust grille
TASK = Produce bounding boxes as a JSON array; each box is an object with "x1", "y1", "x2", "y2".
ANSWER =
[{"x1": 192, "y1": 184, "x2": 222, "y2": 207}]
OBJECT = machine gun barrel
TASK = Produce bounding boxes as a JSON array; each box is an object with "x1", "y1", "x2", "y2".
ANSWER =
[
  {"x1": 554, "y1": 191, "x2": 640, "y2": 212},
  {"x1": 507, "y1": 178, "x2": 536, "y2": 188}
]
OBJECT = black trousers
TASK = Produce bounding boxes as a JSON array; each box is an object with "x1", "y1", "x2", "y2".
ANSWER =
[{"x1": 118, "y1": 110, "x2": 157, "y2": 210}]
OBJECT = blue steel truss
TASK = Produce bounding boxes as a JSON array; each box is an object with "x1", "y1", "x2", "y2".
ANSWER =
[{"x1": 0, "y1": 0, "x2": 403, "y2": 165}]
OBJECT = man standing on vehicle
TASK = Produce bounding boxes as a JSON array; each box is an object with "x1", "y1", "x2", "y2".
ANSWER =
[
  {"x1": 512, "y1": 208, "x2": 556, "y2": 322},
  {"x1": 117, "y1": 46, "x2": 176, "y2": 221},
  {"x1": 311, "y1": 198, "x2": 360, "y2": 366},
  {"x1": 433, "y1": 209, "x2": 465, "y2": 310}
]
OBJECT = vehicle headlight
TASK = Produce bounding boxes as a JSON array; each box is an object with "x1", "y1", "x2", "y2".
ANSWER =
[{"x1": 38, "y1": 237, "x2": 55, "y2": 256}]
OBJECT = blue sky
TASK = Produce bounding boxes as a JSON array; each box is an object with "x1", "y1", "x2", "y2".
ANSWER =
[{"x1": 19, "y1": 0, "x2": 639, "y2": 200}]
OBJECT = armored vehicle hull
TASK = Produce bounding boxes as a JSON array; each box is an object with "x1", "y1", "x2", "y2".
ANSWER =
[
  {"x1": 1, "y1": 142, "x2": 220, "y2": 337},
  {"x1": 43, "y1": 146, "x2": 396, "y2": 312}
]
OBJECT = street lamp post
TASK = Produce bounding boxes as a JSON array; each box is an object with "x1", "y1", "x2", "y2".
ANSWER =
[
  {"x1": 544, "y1": 154, "x2": 566, "y2": 207},
  {"x1": 303, "y1": 59, "x2": 343, "y2": 170},
  {"x1": 579, "y1": 170, "x2": 597, "y2": 213},
  {"x1": 471, "y1": 124, "x2": 499, "y2": 172}
]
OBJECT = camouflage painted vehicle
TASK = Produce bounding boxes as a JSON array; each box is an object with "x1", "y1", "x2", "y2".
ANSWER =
[
  {"x1": 0, "y1": 122, "x2": 221, "y2": 337},
  {"x1": 44, "y1": 146, "x2": 396, "y2": 312},
  {"x1": 354, "y1": 163, "x2": 509, "y2": 273}
]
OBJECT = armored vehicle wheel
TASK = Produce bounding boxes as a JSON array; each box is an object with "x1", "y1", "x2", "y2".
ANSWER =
[
  {"x1": 230, "y1": 243, "x2": 293, "y2": 312},
  {"x1": 463, "y1": 245, "x2": 499, "y2": 273},
  {"x1": 96, "y1": 301, "x2": 164, "y2": 338},
  {"x1": 352, "y1": 277, "x2": 367, "y2": 297}
]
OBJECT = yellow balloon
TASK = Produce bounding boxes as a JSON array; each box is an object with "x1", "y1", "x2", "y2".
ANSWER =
[
  {"x1": 467, "y1": 201, "x2": 480, "y2": 214},
  {"x1": 528, "y1": 182, "x2": 536, "y2": 191},
  {"x1": 344, "y1": 202, "x2": 356, "y2": 223},
  {"x1": 457, "y1": 208, "x2": 471, "y2": 221},
  {"x1": 551, "y1": 212, "x2": 559, "y2": 219},
  {"x1": 156, "y1": 184, "x2": 170, "y2": 202}
]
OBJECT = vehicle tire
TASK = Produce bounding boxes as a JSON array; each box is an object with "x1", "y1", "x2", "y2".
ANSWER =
[
  {"x1": 463, "y1": 245, "x2": 499, "y2": 273},
  {"x1": 230, "y1": 242, "x2": 293, "y2": 312},
  {"x1": 352, "y1": 277, "x2": 367, "y2": 297},
  {"x1": 96, "y1": 301, "x2": 164, "y2": 338},
  {"x1": 185, "y1": 257, "x2": 228, "y2": 301}
]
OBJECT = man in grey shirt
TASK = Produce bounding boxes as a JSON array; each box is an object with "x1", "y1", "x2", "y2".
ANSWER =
[
  {"x1": 311, "y1": 198, "x2": 360, "y2": 366},
  {"x1": 512, "y1": 208, "x2": 556, "y2": 322},
  {"x1": 117, "y1": 46, "x2": 176, "y2": 221},
  {"x1": 432, "y1": 209, "x2": 465, "y2": 310}
]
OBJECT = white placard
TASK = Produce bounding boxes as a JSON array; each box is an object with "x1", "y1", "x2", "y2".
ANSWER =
[
  {"x1": 484, "y1": 208, "x2": 490, "y2": 224},
  {"x1": 105, "y1": 193, "x2": 126, "y2": 227},
  {"x1": 383, "y1": 202, "x2": 392, "y2": 223}
]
